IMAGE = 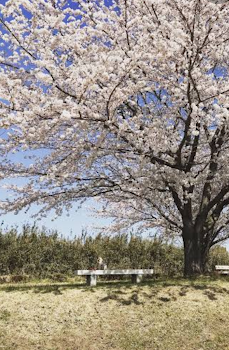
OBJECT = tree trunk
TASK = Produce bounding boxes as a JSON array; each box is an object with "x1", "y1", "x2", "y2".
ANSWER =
[
  {"x1": 182, "y1": 225, "x2": 209, "y2": 277},
  {"x1": 183, "y1": 238, "x2": 204, "y2": 276}
]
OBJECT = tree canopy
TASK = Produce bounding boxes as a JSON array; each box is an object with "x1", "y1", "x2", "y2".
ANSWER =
[{"x1": 0, "y1": 0, "x2": 229, "y2": 274}]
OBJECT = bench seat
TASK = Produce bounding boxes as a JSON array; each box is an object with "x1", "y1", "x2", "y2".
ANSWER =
[
  {"x1": 75, "y1": 269, "x2": 154, "y2": 286},
  {"x1": 215, "y1": 265, "x2": 229, "y2": 274}
]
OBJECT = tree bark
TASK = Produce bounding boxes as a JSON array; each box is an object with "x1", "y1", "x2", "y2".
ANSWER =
[
  {"x1": 182, "y1": 225, "x2": 209, "y2": 277},
  {"x1": 183, "y1": 238, "x2": 204, "y2": 276}
]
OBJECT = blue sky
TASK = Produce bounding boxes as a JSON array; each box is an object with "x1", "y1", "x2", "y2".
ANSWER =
[{"x1": 0, "y1": 202, "x2": 103, "y2": 238}]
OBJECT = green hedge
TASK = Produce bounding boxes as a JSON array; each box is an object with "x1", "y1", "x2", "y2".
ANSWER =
[{"x1": 0, "y1": 225, "x2": 228, "y2": 279}]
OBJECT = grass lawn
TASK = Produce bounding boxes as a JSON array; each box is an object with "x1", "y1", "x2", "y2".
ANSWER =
[{"x1": 0, "y1": 277, "x2": 229, "y2": 350}]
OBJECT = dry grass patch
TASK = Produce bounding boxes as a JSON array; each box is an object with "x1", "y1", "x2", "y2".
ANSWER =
[{"x1": 0, "y1": 278, "x2": 229, "y2": 349}]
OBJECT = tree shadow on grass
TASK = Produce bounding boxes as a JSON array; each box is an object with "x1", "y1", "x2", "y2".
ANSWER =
[
  {"x1": 0, "y1": 279, "x2": 142, "y2": 295},
  {"x1": 0, "y1": 277, "x2": 229, "y2": 301},
  {"x1": 100, "y1": 290, "x2": 144, "y2": 305},
  {"x1": 0, "y1": 282, "x2": 84, "y2": 294},
  {"x1": 98, "y1": 277, "x2": 229, "y2": 305}
]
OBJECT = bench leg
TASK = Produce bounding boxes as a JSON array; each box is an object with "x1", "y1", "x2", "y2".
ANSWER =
[
  {"x1": 87, "y1": 275, "x2": 97, "y2": 287},
  {"x1": 131, "y1": 274, "x2": 143, "y2": 284}
]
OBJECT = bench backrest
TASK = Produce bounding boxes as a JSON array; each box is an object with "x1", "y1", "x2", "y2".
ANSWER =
[{"x1": 215, "y1": 265, "x2": 229, "y2": 270}]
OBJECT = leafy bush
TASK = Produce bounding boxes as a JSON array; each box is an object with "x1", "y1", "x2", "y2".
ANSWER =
[
  {"x1": 0, "y1": 224, "x2": 228, "y2": 279},
  {"x1": 207, "y1": 246, "x2": 229, "y2": 272}
]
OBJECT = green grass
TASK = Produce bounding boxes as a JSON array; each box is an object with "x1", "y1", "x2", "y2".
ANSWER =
[
  {"x1": 0, "y1": 276, "x2": 229, "y2": 349},
  {"x1": 0, "y1": 309, "x2": 11, "y2": 322}
]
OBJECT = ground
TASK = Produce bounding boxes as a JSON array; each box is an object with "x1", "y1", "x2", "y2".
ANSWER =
[{"x1": 0, "y1": 277, "x2": 229, "y2": 350}]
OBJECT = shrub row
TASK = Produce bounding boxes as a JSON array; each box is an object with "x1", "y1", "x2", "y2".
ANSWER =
[{"x1": 0, "y1": 225, "x2": 228, "y2": 279}]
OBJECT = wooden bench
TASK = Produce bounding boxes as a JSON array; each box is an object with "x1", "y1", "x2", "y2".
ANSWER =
[
  {"x1": 75, "y1": 269, "x2": 154, "y2": 286},
  {"x1": 215, "y1": 265, "x2": 229, "y2": 274}
]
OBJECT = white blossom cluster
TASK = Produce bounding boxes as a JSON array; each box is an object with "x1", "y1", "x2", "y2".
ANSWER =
[{"x1": 0, "y1": 0, "x2": 228, "y2": 246}]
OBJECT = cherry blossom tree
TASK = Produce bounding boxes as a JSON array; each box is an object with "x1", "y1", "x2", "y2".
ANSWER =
[{"x1": 0, "y1": 0, "x2": 229, "y2": 275}]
